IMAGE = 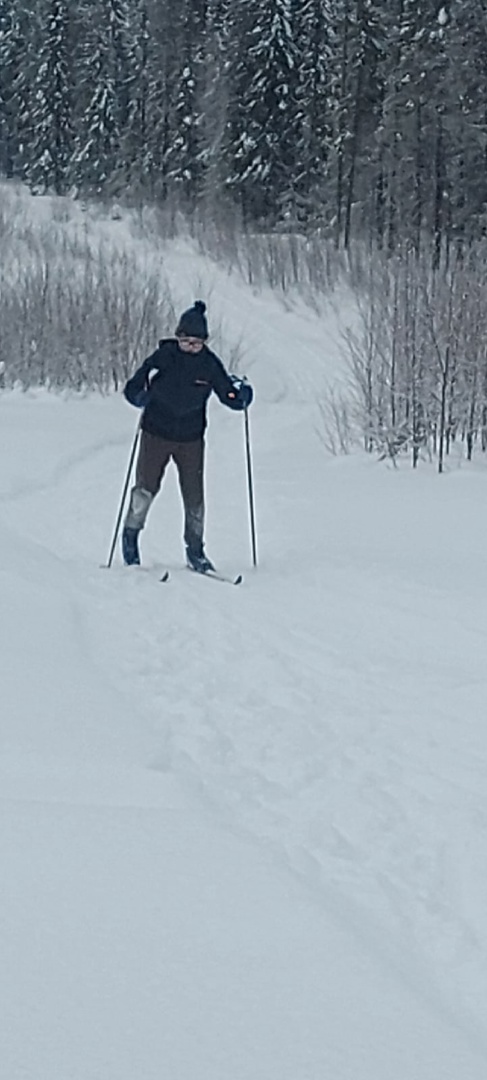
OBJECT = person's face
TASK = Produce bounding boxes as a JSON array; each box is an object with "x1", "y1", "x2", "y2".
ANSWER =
[{"x1": 177, "y1": 335, "x2": 205, "y2": 353}]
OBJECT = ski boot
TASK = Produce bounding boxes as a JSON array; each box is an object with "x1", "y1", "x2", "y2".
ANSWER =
[
  {"x1": 122, "y1": 526, "x2": 141, "y2": 566},
  {"x1": 186, "y1": 546, "x2": 215, "y2": 574}
]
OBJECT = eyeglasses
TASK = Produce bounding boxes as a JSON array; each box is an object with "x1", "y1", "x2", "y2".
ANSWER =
[{"x1": 177, "y1": 336, "x2": 205, "y2": 351}]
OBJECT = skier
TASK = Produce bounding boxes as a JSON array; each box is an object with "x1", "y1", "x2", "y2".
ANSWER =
[{"x1": 121, "y1": 300, "x2": 253, "y2": 572}]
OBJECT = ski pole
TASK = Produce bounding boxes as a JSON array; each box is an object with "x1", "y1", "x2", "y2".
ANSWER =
[
  {"x1": 104, "y1": 420, "x2": 141, "y2": 568},
  {"x1": 243, "y1": 403, "x2": 258, "y2": 567}
]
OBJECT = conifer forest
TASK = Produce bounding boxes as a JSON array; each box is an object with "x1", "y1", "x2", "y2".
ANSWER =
[
  {"x1": 1, "y1": 0, "x2": 486, "y2": 252},
  {"x1": 2, "y1": 1, "x2": 487, "y2": 468}
]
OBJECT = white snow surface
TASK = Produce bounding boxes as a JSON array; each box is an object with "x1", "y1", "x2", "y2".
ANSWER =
[{"x1": 1, "y1": 190, "x2": 487, "y2": 1078}]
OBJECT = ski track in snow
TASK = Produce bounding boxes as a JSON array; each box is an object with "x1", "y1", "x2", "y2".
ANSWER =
[
  {"x1": 2, "y1": 192, "x2": 487, "y2": 1064},
  {"x1": 2, "y1": 397, "x2": 487, "y2": 1055}
]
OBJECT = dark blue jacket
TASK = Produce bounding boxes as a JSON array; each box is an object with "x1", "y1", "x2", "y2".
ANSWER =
[{"x1": 124, "y1": 339, "x2": 250, "y2": 442}]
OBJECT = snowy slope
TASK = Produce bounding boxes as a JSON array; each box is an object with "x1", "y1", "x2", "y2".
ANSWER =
[{"x1": 1, "y1": 191, "x2": 487, "y2": 1078}]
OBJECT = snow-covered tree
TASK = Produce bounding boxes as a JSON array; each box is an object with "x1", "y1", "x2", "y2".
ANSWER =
[
  {"x1": 323, "y1": 0, "x2": 386, "y2": 248},
  {"x1": 1, "y1": 0, "x2": 487, "y2": 252},
  {"x1": 0, "y1": 0, "x2": 35, "y2": 178},
  {"x1": 26, "y1": 0, "x2": 73, "y2": 194},
  {"x1": 0, "y1": 1, "x2": 12, "y2": 174},
  {"x1": 72, "y1": 0, "x2": 134, "y2": 194},
  {"x1": 162, "y1": 0, "x2": 207, "y2": 206},
  {"x1": 293, "y1": 0, "x2": 334, "y2": 224},
  {"x1": 224, "y1": 0, "x2": 300, "y2": 223},
  {"x1": 441, "y1": 0, "x2": 487, "y2": 250},
  {"x1": 196, "y1": 0, "x2": 233, "y2": 213}
]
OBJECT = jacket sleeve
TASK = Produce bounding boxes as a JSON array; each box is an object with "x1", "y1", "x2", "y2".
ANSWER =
[
  {"x1": 123, "y1": 348, "x2": 161, "y2": 407},
  {"x1": 210, "y1": 356, "x2": 253, "y2": 411}
]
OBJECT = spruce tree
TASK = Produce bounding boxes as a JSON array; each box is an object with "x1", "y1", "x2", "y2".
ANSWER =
[
  {"x1": 119, "y1": 0, "x2": 151, "y2": 193},
  {"x1": 26, "y1": 0, "x2": 73, "y2": 194},
  {"x1": 325, "y1": 0, "x2": 385, "y2": 248},
  {"x1": 0, "y1": 1, "x2": 14, "y2": 176},
  {"x1": 72, "y1": 0, "x2": 134, "y2": 195},
  {"x1": 197, "y1": 0, "x2": 233, "y2": 213},
  {"x1": 224, "y1": 0, "x2": 300, "y2": 224},
  {"x1": 294, "y1": 0, "x2": 334, "y2": 224},
  {"x1": 376, "y1": 0, "x2": 449, "y2": 256},
  {"x1": 443, "y1": 0, "x2": 487, "y2": 249},
  {"x1": 163, "y1": 0, "x2": 208, "y2": 207},
  {"x1": 0, "y1": 0, "x2": 35, "y2": 179}
]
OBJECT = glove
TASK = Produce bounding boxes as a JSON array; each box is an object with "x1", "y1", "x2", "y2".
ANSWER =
[
  {"x1": 230, "y1": 376, "x2": 253, "y2": 409},
  {"x1": 239, "y1": 383, "x2": 253, "y2": 408}
]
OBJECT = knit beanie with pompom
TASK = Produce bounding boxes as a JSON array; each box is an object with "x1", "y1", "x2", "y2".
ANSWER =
[{"x1": 176, "y1": 300, "x2": 209, "y2": 340}]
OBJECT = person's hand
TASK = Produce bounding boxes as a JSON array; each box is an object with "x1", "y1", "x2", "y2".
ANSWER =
[
  {"x1": 239, "y1": 383, "x2": 253, "y2": 407},
  {"x1": 230, "y1": 376, "x2": 253, "y2": 408}
]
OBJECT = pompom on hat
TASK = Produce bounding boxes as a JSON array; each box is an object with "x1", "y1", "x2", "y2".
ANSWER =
[{"x1": 176, "y1": 300, "x2": 209, "y2": 341}]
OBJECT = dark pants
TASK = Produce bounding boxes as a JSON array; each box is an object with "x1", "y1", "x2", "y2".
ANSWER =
[{"x1": 128, "y1": 431, "x2": 205, "y2": 552}]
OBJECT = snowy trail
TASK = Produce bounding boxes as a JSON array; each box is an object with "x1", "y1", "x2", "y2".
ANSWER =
[
  {"x1": 4, "y1": 796, "x2": 484, "y2": 1080},
  {"x1": 2, "y1": 190, "x2": 487, "y2": 1074},
  {"x1": 2, "y1": 388, "x2": 487, "y2": 1077}
]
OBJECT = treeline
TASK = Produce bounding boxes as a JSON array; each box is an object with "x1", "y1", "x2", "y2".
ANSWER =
[{"x1": 1, "y1": 0, "x2": 486, "y2": 254}]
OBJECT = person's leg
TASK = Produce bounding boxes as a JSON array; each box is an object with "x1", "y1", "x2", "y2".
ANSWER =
[
  {"x1": 122, "y1": 432, "x2": 172, "y2": 564},
  {"x1": 173, "y1": 439, "x2": 212, "y2": 567}
]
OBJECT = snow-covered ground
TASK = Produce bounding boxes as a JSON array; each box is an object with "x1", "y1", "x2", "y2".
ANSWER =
[{"x1": 1, "y1": 189, "x2": 487, "y2": 1078}]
